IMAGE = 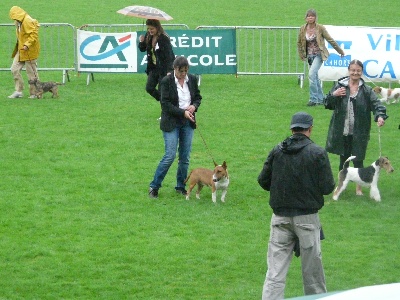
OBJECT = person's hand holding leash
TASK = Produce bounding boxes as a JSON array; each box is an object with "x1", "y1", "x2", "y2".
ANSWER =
[
  {"x1": 184, "y1": 110, "x2": 195, "y2": 123},
  {"x1": 185, "y1": 105, "x2": 196, "y2": 122},
  {"x1": 186, "y1": 105, "x2": 196, "y2": 114},
  {"x1": 377, "y1": 117, "x2": 385, "y2": 127}
]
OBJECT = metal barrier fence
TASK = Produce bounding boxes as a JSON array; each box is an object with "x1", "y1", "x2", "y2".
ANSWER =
[
  {"x1": 78, "y1": 23, "x2": 189, "y2": 32},
  {"x1": 196, "y1": 26, "x2": 306, "y2": 87},
  {"x1": 77, "y1": 24, "x2": 189, "y2": 84},
  {"x1": 0, "y1": 23, "x2": 188, "y2": 84},
  {"x1": 1, "y1": 23, "x2": 305, "y2": 86},
  {"x1": 0, "y1": 23, "x2": 76, "y2": 83}
]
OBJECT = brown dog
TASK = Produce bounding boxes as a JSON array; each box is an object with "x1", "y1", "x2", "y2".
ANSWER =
[
  {"x1": 28, "y1": 78, "x2": 63, "y2": 99},
  {"x1": 184, "y1": 161, "x2": 229, "y2": 203}
]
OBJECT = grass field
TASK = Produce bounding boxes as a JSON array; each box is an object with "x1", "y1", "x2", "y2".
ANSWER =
[{"x1": 1, "y1": 1, "x2": 400, "y2": 299}]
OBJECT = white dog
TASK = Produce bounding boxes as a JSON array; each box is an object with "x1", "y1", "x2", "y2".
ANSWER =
[
  {"x1": 372, "y1": 86, "x2": 400, "y2": 104},
  {"x1": 332, "y1": 156, "x2": 394, "y2": 202}
]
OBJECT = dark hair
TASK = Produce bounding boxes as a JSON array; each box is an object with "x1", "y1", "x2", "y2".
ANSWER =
[
  {"x1": 173, "y1": 56, "x2": 189, "y2": 69},
  {"x1": 348, "y1": 59, "x2": 364, "y2": 70},
  {"x1": 145, "y1": 19, "x2": 164, "y2": 35}
]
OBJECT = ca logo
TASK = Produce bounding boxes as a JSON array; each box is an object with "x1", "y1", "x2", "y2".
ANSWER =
[{"x1": 80, "y1": 34, "x2": 131, "y2": 61}]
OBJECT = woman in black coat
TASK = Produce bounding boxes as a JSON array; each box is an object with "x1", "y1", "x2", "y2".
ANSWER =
[{"x1": 138, "y1": 19, "x2": 175, "y2": 101}]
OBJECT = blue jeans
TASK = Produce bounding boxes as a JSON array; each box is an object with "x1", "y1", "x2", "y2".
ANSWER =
[
  {"x1": 308, "y1": 54, "x2": 324, "y2": 104},
  {"x1": 150, "y1": 120, "x2": 194, "y2": 190}
]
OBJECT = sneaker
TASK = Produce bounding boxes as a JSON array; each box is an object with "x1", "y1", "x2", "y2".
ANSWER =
[
  {"x1": 28, "y1": 95, "x2": 37, "y2": 99},
  {"x1": 149, "y1": 188, "x2": 159, "y2": 199},
  {"x1": 175, "y1": 188, "x2": 187, "y2": 196},
  {"x1": 8, "y1": 91, "x2": 23, "y2": 99},
  {"x1": 307, "y1": 101, "x2": 316, "y2": 106}
]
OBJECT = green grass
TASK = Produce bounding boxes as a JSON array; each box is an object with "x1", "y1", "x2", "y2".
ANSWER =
[{"x1": 1, "y1": 0, "x2": 400, "y2": 299}]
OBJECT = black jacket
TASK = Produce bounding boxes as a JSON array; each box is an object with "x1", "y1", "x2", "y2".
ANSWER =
[
  {"x1": 258, "y1": 133, "x2": 335, "y2": 216},
  {"x1": 159, "y1": 73, "x2": 202, "y2": 132},
  {"x1": 324, "y1": 77, "x2": 388, "y2": 160},
  {"x1": 138, "y1": 33, "x2": 175, "y2": 76}
]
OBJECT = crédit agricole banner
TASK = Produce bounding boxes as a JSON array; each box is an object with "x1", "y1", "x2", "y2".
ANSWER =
[{"x1": 77, "y1": 29, "x2": 237, "y2": 74}]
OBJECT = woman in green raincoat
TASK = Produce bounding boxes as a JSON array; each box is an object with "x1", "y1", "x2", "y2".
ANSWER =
[{"x1": 324, "y1": 59, "x2": 388, "y2": 195}]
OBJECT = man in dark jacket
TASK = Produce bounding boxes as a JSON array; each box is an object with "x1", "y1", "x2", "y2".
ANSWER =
[{"x1": 258, "y1": 112, "x2": 335, "y2": 300}]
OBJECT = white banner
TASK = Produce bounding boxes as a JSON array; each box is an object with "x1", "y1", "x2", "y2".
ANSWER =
[
  {"x1": 77, "y1": 30, "x2": 137, "y2": 73},
  {"x1": 319, "y1": 26, "x2": 400, "y2": 83}
]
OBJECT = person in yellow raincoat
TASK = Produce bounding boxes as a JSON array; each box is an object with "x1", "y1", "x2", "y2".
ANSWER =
[{"x1": 8, "y1": 6, "x2": 40, "y2": 99}]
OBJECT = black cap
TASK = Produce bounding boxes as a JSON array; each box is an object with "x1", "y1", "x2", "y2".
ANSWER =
[{"x1": 290, "y1": 112, "x2": 313, "y2": 129}]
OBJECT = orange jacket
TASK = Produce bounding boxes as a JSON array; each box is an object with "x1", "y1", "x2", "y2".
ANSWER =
[{"x1": 9, "y1": 6, "x2": 40, "y2": 61}]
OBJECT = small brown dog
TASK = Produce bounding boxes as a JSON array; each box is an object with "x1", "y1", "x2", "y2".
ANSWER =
[
  {"x1": 28, "y1": 78, "x2": 63, "y2": 99},
  {"x1": 184, "y1": 161, "x2": 229, "y2": 203}
]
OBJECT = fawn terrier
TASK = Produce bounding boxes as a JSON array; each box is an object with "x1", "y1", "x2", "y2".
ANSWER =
[
  {"x1": 332, "y1": 156, "x2": 394, "y2": 202},
  {"x1": 184, "y1": 161, "x2": 229, "y2": 203}
]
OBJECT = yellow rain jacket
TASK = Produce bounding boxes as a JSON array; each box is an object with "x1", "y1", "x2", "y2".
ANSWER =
[{"x1": 9, "y1": 6, "x2": 40, "y2": 61}]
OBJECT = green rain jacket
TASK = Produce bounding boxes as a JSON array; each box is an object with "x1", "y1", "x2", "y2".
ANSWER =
[{"x1": 324, "y1": 77, "x2": 388, "y2": 160}]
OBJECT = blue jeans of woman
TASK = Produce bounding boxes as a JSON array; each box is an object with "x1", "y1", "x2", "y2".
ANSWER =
[
  {"x1": 150, "y1": 120, "x2": 194, "y2": 190},
  {"x1": 308, "y1": 54, "x2": 324, "y2": 104}
]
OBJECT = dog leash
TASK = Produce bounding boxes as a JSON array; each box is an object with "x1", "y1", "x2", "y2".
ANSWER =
[
  {"x1": 362, "y1": 75, "x2": 378, "y2": 88},
  {"x1": 195, "y1": 123, "x2": 217, "y2": 166},
  {"x1": 362, "y1": 75, "x2": 386, "y2": 157},
  {"x1": 378, "y1": 126, "x2": 382, "y2": 157}
]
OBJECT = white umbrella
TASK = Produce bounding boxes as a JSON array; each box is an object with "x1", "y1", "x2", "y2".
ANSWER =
[{"x1": 117, "y1": 5, "x2": 173, "y2": 21}]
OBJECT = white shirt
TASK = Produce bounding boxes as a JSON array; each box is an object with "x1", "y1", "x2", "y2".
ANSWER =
[{"x1": 174, "y1": 74, "x2": 191, "y2": 109}]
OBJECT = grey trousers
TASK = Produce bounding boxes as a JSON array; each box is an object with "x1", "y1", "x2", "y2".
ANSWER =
[{"x1": 262, "y1": 213, "x2": 326, "y2": 300}]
